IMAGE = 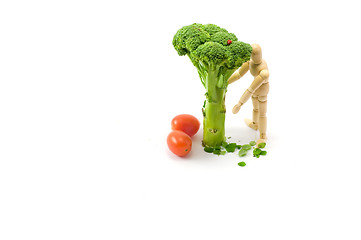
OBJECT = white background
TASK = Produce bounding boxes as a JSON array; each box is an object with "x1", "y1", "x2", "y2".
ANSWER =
[{"x1": 1, "y1": 0, "x2": 361, "y2": 239}]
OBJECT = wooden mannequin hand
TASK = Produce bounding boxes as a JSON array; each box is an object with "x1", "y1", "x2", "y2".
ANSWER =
[{"x1": 232, "y1": 103, "x2": 243, "y2": 114}]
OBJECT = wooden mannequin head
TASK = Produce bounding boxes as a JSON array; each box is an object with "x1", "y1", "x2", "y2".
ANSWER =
[{"x1": 251, "y1": 44, "x2": 262, "y2": 64}]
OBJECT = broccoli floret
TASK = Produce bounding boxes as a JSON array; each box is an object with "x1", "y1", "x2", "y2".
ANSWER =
[
  {"x1": 211, "y1": 31, "x2": 238, "y2": 46},
  {"x1": 227, "y1": 41, "x2": 253, "y2": 68},
  {"x1": 172, "y1": 23, "x2": 252, "y2": 147},
  {"x1": 192, "y1": 42, "x2": 228, "y2": 66},
  {"x1": 172, "y1": 23, "x2": 210, "y2": 55},
  {"x1": 203, "y1": 24, "x2": 227, "y2": 36}
]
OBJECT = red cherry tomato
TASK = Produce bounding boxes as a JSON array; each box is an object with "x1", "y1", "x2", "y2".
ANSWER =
[
  {"x1": 227, "y1": 40, "x2": 232, "y2": 45},
  {"x1": 171, "y1": 114, "x2": 200, "y2": 137},
  {"x1": 167, "y1": 130, "x2": 192, "y2": 157}
]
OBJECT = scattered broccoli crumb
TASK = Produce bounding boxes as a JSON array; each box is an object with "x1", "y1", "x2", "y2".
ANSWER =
[
  {"x1": 258, "y1": 142, "x2": 266, "y2": 148},
  {"x1": 225, "y1": 143, "x2": 237, "y2": 152},
  {"x1": 253, "y1": 148, "x2": 267, "y2": 158},
  {"x1": 238, "y1": 149, "x2": 247, "y2": 157},
  {"x1": 213, "y1": 149, "x2": 221, "y2": 155},
  {"x1": 238, "y1": 161, "x2": 246, "y2": 167},
  {"x1": 204, "y1": 147, "x2": 214, "y2": 153},
  {"x1": 242, "y1": 144, "x2": 252, "y2": 150},
  {"x1": 203, "y1": 138, "x2": 268, "y2": 163},
  {"x1": 253, "y1": 148, "x2": 262, "y2": 156}
]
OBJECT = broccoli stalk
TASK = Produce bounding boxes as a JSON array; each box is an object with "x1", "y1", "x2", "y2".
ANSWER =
[
  {"x1": 173, "y1": 23, "x2": 252, "y2": 147},
  {"x1": 202, "y1": 65, "x2": 234, "y2": 147}
]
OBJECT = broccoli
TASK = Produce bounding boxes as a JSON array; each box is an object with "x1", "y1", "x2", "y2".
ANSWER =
[{"x1": 172, "y1": 23, "x2": 252, "y2": 147}]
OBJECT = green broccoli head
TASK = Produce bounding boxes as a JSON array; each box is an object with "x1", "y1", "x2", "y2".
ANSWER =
[
  {"x1": 211, "y1": 32, "x2": 238, "y2": 46},
  {"x1": 227, "y1": 41, "x2": 253, "y2": 68},
  {"x1": 191, "y1": 42, "x2": 227, "y2": 66},
  {"x1": 172, "y1": 23, "x2": 252, "y2": 70},
  {"x1": 172, "y1": 23, "x2": 210, "y2": 55},
  {"x1": 203, "y1": 24, "x2": 228, "y2": 36}
]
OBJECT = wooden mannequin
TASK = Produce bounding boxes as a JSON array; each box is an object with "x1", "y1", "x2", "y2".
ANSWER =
[{"x1": 228, "y1": 44, "x2": 269, "y2": 147}]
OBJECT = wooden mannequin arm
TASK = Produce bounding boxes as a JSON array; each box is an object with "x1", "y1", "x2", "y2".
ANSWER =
[
  {"x1": 228, "y1": 61, "x2": 250, "y2": 84},
  {"x1": 237, "y1": 69, "x2": 269, "y2": 105}
]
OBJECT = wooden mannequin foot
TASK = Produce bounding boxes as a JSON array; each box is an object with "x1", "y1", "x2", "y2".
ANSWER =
[
  {"x1": 244, "y1": 118, "x2": 258, "y2": 130},
  {"x1": 256, "y1": 138, "x2": 267, "y2": 147}
]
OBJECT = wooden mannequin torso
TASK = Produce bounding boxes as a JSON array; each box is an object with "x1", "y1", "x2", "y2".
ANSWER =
[{"x1": 249, "y1": 60, "x2": 269, "y2": 83}]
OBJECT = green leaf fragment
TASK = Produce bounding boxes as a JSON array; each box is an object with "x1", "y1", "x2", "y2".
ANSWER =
[
  {"x1": 253, "y1": 146, "x2": 267, "y2": 158},
  {"x1": 213, "y1": 149, "x2": 221, "y2": 155},
  {"x1": 203, "y1": 140, "x2": 267, "y2": 159},
  {"x1": 238, "y1": 161, "x2": 246, "y2": 167},
  {"x1": 258, "y1": 142, "x2": 266, "y2": 148},
  {"x1": 225, "y1": 143, "x2": 237, "y2": 152},
  {"x1": 238, "y1": 149, "x2": 247, "y2": 157},
  {"x1": 204, "y1": 147, "x2": 214, "y2": 153},
  {"x1": 242, "y1": 144, "x2": 252, "y2": 150},
  {"x1": 253, "y1": 148, "x2": 262, "y2": 156}
]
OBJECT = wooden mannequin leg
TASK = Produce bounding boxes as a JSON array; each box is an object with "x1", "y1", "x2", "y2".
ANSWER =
[
  {"x1": 245, "y1": 95, "x2": 259, "y2": 130},
  {"x1": 252, "y1": 95, "x2": 259, "y2": 125},
  {"x1": 258, "y1": 96, "x2": 267, "y2": 140}
]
